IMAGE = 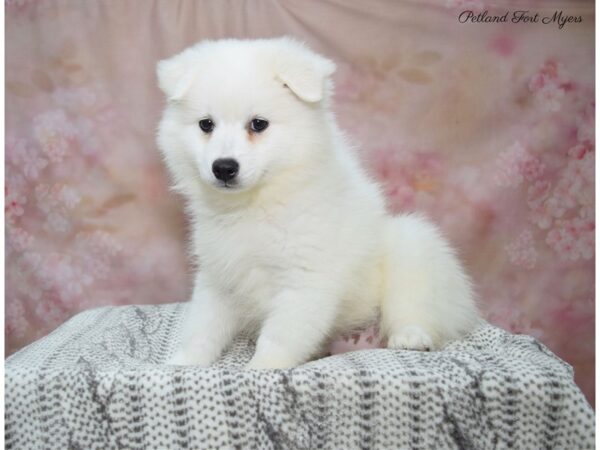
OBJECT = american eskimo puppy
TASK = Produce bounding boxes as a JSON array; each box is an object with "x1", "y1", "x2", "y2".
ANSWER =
[{"x1": 157, "y1": 37, "x2": 480, "y2": 369}]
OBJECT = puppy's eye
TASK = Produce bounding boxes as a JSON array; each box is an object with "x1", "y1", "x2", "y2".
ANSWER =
[
  {"x1": 199, "y1": 119, "x2": 215, "y2": 133},
  {"x1": 249, "y1": 118, "x2": 269, "y2": 133}
]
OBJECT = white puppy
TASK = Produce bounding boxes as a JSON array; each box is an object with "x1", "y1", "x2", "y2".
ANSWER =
[{"x1": 157, "y1": 37, "x2": 480, "y2": 369}]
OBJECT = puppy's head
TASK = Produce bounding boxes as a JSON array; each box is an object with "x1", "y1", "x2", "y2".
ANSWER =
[{"x1": 156, "y1": 37, "x2": 336, "y2": 195}]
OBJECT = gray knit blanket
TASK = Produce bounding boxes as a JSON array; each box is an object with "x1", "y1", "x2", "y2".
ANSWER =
[{"x1": 5, "y1": 303, "x2": 594, "y2": 449}]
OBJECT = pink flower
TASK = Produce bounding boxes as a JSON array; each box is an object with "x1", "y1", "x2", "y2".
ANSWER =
[
  {"x1": 545, "y1": 189, "x2": 574, "y2": 219},
  {"x1": 494, "y1": 141, "x2": 547, "y2": 191},
  {"x1": 546, "y1": 226, "x2": 577, "y2": 260},
  {"x1": 34, "y1": 253, "x2": 94, "y2": 307},
  {"x1": 537, "y1": 86, "x2": 565, "y2": 112},
  {"x1": 505, "y1": 229, "x2": 538, "y2": 269},
  {"x1": 75, "y1": 231, "x2": 122, "y2": 279},
  {"x1": 543, "y1": 153, "x2": 594, "y2": 219},
  {"x1": 528, "y1": 60, "x2": 571, "y2": 113},
  {"x1": 527, "y1": 180, "x2": 551, "y2": 209},
  {"x1": 568, "y1": 142, "x2": 593, "y2": 160},
  {"x1": 544, "y1": 152, "x2": 595, "y2": 216},
  {"x1": 7, "y1": 137, "x2": 49, "y2": 180},
  {"x1": 529, "y1": 203, "x2": 553, "y2": 230},
  {"x1": 21, "y1": 150, "x2": 48, "y2": 179},
  {"x1": 33, "y1": 109, "x2": 76, "y2": 163},
  {"x1": 52, "y1": 85, "x2": 115, "y2": 125},
  {"x1": 44, "y1": 211, "x2": 71, "y2": 234},
  {"x1": 35, "y1": 183, "x2": 81, "y2": 214},
  {"x1": 546, "y1": 212, "x2": 595, "y2": 261},
  {"x1": 5, "y1": 187, "x2": 27, "y2": 222},
  {"x1": 7, "y1": 226, "x2": 33, "y2": 253},
  {"x1": 376, "y1": 148, "x2": 443, "y2": 187},
  {"x1": 520, "y1": 156, "x2": 545, "y2": 182},
  {"x1": 44, "y1": 87, "x2": 113, "y2": 157},
  {"x1": 528, "y1": 60, "x2": 569, "y2": 91},
  {"x1": 494, "y1": 141, "x2": 528, "y2": 187},
  {"x1": 370, "y1": 147, "x2": 444, "y2": 213},
  {"x1": 58, "y1": 185, "x2": 81, "y2": 209}
]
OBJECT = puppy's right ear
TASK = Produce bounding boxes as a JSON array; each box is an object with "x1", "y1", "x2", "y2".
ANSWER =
[{"x1": 157, "y1": 49, "x2": 197, "y2": 101}]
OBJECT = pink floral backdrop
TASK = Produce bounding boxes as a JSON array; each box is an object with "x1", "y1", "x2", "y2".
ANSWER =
[{"x1": 6, "y1": 1, "x2": 594, "y2": 405}]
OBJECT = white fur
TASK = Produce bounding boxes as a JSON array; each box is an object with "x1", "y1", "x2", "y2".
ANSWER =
[{"x1": 157, "y1": 37, "x2": 480, "y2": 369}]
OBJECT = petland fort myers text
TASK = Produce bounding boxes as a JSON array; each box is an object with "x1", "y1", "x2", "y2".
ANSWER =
[{"x1": 459, "y1": 10, "x2": 582, "y2": 30}]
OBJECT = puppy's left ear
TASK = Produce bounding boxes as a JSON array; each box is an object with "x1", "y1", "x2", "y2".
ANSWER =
[
  {"x1": 156, "y1": 48, "x2": 197, "y2": 101},
  {"x1": 274, "y1": 40, "x2": 336, "y2": 103}
]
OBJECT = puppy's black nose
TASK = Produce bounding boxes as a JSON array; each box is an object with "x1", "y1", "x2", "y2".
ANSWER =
[{"x1": 212, "y1": 158, "x2": 239, "y2": 182}]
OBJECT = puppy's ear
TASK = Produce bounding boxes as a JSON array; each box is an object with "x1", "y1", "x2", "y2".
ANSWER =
[
  {"x1": 156, "y1": 48, "x2": 197, "y2": 101},
  {"x1": 273, "y1": 39, "x2": 336, "y2": 103}
]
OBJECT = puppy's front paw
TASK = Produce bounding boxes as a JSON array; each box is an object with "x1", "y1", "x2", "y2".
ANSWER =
[
  {"x1": 388, "y1": 325, "x2": 434, "y2": 351},
  {"x1": 167, "y1": 349, "x2": 215, "y2": 367}
]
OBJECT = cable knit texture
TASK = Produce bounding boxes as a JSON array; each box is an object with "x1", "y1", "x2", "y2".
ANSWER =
[{"x1": 6, "y1": 303, "x2": 594, "y2": 449}]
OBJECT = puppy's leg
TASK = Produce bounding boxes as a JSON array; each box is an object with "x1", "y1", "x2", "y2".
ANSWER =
[
  {"x1": 246, "y1": 289, "x2": 337, "y2": 369},
  {"x1": 168, "y1": 273, "x2": 239, "y2": 366},
  {"x1": 381, "y1": 215, "x2": 479, "y2": 351}
]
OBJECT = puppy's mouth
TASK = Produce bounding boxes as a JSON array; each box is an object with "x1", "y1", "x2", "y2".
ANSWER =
[{"x1": 213, "y1": 180, "x2": 241, "y2": 191}]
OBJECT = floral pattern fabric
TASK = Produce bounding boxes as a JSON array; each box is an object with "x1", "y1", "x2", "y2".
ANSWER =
[{"x1": 6, "y1": 0, "x2": 594, "y2": 405}]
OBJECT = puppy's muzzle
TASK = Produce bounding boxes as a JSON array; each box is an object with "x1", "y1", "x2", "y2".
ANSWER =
[{"x1": 212, "y1": 158, "x2": 239, "y2": 182}]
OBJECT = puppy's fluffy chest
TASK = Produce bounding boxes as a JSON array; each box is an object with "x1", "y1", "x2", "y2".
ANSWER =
[{"x1": 193, "y1": 198, "x2": 338, "y2": 308}]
